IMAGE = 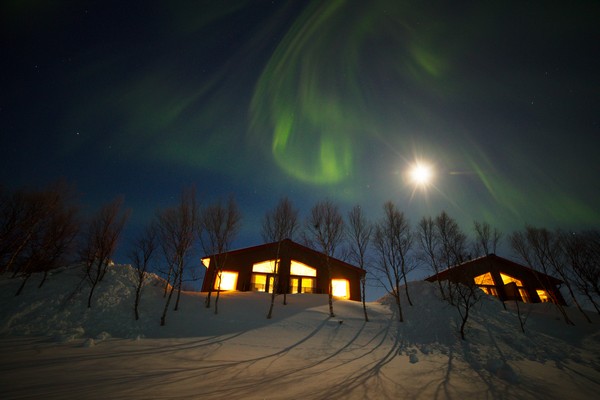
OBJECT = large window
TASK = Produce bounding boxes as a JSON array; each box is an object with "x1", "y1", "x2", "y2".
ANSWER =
[
  {"x1": 536, "y1": 289, "x2": 550, "y2": 302},
  {"x1": 290, "y1": 260, "x2": 317, "y2": 276},
  {"x1": 480, "y1": 286, "x2": 499, "y2": 297},
  {"x1": 252, "y1": 274, "x2": 267, "y2": 292},
  {"x1": 500, "y1": 273, "x2": 523, "y2": 286},
  {"x1": 501, "y1": 273, "x2": 530, "y2": 302},
  {"x1": 215, "y1": 271, "x2": 238, "y2": 291},
  {"x1": 518, "y1": 288, "x2": 531, "y2": 303},
  {"x1": 474, "y1": 272, "x2": 498, "y2": 298},
  {"x1": 332, "y1": 279, "x2": 349, "y2": 299},
  {"x1": 290, "y1": 277, "x2": 315, "y2": 294},
  {"x1": 290, "y1": 278, "x2": 298, "y2": 293},
  {"x1": 300, "y1": 277, "x2": 315, "y2": 293},
  {"x1": 289, "y1": 260, "x2": 317, "y2": 294},
  {"x1": 252, "y1": 260, "x2": 279, "y2": 273},
  {"x1": 251, "y1": 260, "x2": 278, "y2": 293},
  {"x1": 252, "y1": 274, "x2": 275, "y2": 293},
  {"x1": 474, "y1": 272, "x2": 495, "y2": 285}
]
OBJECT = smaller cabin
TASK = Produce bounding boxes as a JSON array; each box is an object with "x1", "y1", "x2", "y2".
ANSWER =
[
  {"x1": 201, "y1": 239, "x2": 365, "y2": 301},
  {"x1": 425, "y1": 254, "x2": 566, "y2": 305}
]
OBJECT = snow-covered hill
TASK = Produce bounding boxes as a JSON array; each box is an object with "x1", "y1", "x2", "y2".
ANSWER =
[{"x1": 1, "y1": 265, "x2": 599, "y2": 399}]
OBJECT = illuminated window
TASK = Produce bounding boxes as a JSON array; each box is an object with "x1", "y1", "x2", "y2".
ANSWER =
[
  {"x1": 301, "y1": 278, "x2": 315, "y2": 293},
  {"x1": 215, "y1": 271, "x2": 238, "y2": 291},
  {"x1": 536, "y1": 289, "x2": 550, "y2": 302},
  {"x1": 290, "y1": 277, "x2": 315, "y2": 294},
  {"x1": 474, "y1": 272, "x2": 495, "y2": 285},
  {"x1": 252, "y1": 260, "x2": 279, "y2": 273},
  {"x1": 290, "y1": 278, "x2": 299, "y2": 294},
  {"x1": 290, "y1": 260, "x2": 317, "y2": 277},
  {"x1": 289, "y1": 260, "x2": 317, "y2": 295},
  {"x1": 332, "y1": 279, "x2": 349, "y2": 299},
  {"x1": 252, "y1": 274, "x2": 267, "y2": 292},
  {"x1": 251, "y1": 274, "x2": 276, "y2": 293},
  {"x1": 201, "y1": 258, "x2": 210, "y2": 268},
  {"x1": 519, "y1": 288, "x2": 530, "y2": 303},
  {"x1": 474, "y1": 273, "x2": 499, "y2": 298},
  {"x1": 268, "y1": 276, "x2": 275, "y2": 293},
  {"x1": 500, "y1": 273, "x2": 523, "y2": 287},
  {"x1": 481, "y1": 287, "x2": 498, "y2": 297}
]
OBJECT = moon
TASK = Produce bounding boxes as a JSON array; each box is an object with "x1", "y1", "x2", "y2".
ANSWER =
[{"x1": 408, "y1": 162, "x2": 433, "y2": 187}]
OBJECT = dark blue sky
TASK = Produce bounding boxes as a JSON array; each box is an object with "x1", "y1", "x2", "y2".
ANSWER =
[{"x1": 2, "y1": 0, "x2": 599, "y2": 261}]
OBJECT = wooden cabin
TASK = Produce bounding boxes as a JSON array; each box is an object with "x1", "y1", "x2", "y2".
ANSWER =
[
  {"x1": 201, "y1": 239, "x2": 365, "y2": 301},
  {"x1": 425, "y1": 254, "x2": 566, "y2": 305}
]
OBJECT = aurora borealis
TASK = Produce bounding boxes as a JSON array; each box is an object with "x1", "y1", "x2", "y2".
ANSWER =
[{"x1": 1, "y1": 0, "x2": 599, "y2": 252}]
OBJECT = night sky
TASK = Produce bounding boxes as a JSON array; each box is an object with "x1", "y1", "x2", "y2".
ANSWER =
[{"x1": 2, "y1": 1, "x2": 599, "y2": 259}]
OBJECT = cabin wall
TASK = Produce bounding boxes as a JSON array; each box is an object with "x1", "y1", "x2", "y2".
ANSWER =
[
  {"x1": 201, "y1": 240, "x2": 365, "y2": 301},
  {"x1": 425, "y1": 255, "x2": 566, "y2": 306}
]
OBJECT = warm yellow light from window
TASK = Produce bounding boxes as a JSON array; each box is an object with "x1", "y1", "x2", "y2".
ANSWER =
[
  {"x1": 536, "y1": 289, "x2": 550, "y2": 302},
  {"x1": 474, "y1": 272, "x2": 495, "y2": 285},
  {"x1": 500, "y1": 273, "x2": 523, "y2": 286},
  {"x1": 252, "y1": 274, "x2": 267, "y2": 292},
  {"x1": 481, "y1": 287, "x2": 499, "y2": 297},
  {"x1": 332, "y1": 279, "x2": 349, "y2": 299},
  {"x1": 291, "y1": 260, "x2": 317, "y2": 277},
  {"x1": 215, "y1": 271, "x2": 238, "y2": 291},
  {"x1": 301, "y1": 278, "x2": 315, "y2": 293},
  {"x1": 290, "y1": 278, "x2": 299, "y2": 294},
  {"x1": 252, "y1": 260, "x2": 279, "y2": 273},
  {"x1": 201, "y1": 257, "x2": 210, "y2": 268}
]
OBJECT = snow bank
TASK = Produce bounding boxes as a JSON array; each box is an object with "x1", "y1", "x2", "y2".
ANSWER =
[
  {"x1": 1, "y1": 265, "x2": 600, "y2": 399},
  {"x1": 0, "y1": 265, "x2": 359, "y2": 340}
]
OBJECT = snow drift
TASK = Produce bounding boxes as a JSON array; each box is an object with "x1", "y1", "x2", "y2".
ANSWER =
[{"x1": 1, "y1": 264, "x2": 599, "y2": 399}]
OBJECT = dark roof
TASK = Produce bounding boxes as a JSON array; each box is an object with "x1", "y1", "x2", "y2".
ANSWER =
[
  {"x1": 203, "y1": 238, "x2": 366, "y2": 275},
  {"x1": 424, "y1": 253, "x2": 563, "y2": 285}
]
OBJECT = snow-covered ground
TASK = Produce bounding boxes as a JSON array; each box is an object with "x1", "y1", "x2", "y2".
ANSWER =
[{"x1": 1, "y1": 265, "x2": 599, "y2": 399}]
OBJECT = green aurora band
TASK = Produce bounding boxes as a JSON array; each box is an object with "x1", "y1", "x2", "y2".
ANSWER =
[
  {"x1": 40, "y1": 0, "x2": 597, "y2": 229},
  {"x1": 249, "y1": 0, "x2": 599, "y2": 227},
  {"x1": 250, "y1": 0, "x2": 448, "y2": 184}
]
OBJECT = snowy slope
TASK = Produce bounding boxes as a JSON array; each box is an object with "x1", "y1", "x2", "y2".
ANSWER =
[{"x1": 1, "y1": 264, "x2": 600, "y2": 399}]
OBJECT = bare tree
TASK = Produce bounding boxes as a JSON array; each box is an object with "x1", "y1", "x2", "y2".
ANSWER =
[
  {"x1": 549, "y1": 229, "x2": 592, "y2": 323},
  {"x1": 563, "y1": 230, "x2": 600, "y2": 314},
  {"x1": 436, "y1": 211, "x2": 467, "y2": 268},
  {"x1": 304, "y1": 200, "x2": 345, "y2": 318},
  {"x1": 513, "y1": 292, "x2": 533, "y2": 333},
  {"x1": 261, "y1": 197, "x2": 299, "y2": 243},
  {"x1": 0, "y1": 186, "x2": 17, "y2": 271},
  {"x1": 199, "y1": 196, "x2": 242, "y2": 314},
  {"x1": 129, "y1": 223, "x2": 158, "y2": 321},
  {"x1": 14, "y1": 184, "x2": 79, "y2": 295},
  {"x1": 472, "y1": 221, "x2": 502, "y2": 257},
  {"x1": 157, "y1": 188, "x2": 198, "y2": 326},
  {"x1": 471, "y1": 220, "x2": 505, "y2": 310},
  {"x1": 346, "y1": 205, "x2": 372, "y2": 322},
  {"x1": 2, "y1": 189, "x2": 48, "y2": 275},
  {"x1": 416, "y1": 212, "x2": 466, "y2": 300},
  {"x1": 416, "y1": 216, "x2": 446, "y2": 300},
  {"x1": 79, "y1": 198, "x2": 129, "y2": 308},
  {"x1": 435, "y1": 212, "x2": 467, "y2": 302},
  {"x1": 445, "y1": 278, "x2": 482, "y2": 340},
  {"x1": 261, "y1": 197, "x2": 299, "y2": 318},
  {"x1": 373, "y1": 202, "x2": 412, "y2": 322},
  {"x1": 0, "y1": 188, "x2": 27, "y2": 273},
  {"x1": 510, "y1": 227, "x2": 574, "y2": 325}
]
